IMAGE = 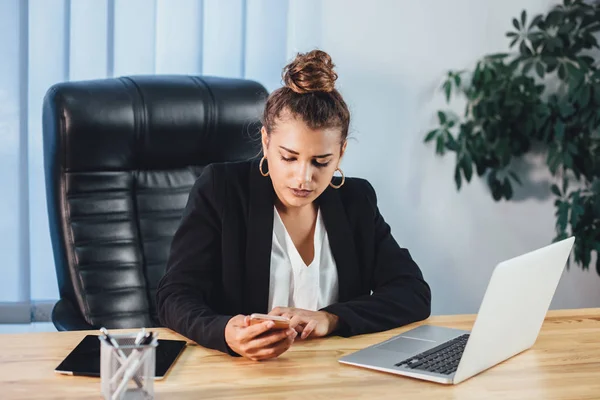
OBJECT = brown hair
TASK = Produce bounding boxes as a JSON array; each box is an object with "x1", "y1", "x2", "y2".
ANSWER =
[{"x1": 261, "y1": 50, "x2": 350, "y2": 143}]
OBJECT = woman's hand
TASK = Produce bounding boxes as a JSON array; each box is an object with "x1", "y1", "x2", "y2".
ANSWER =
[
  {"x1": 224, "y1": 315, "x2": 297, "y2": 361},
  {"x1": 268, "y1": 307, "x2": 340, "y2": 339}
]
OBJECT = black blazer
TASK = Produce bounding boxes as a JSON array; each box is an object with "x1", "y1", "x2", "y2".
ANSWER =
[{"x1": 156, "y1": 159, "x2": 431, "y2": 355}]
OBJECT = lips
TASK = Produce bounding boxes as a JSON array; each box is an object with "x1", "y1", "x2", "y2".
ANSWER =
[{"x1": 290, "y1": 188, "x2": 313, "y2": 198}]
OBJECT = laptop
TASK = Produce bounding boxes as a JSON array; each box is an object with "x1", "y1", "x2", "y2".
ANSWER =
[{"x1": 338, "y1": 236, "x2": 575, "y2": 384}]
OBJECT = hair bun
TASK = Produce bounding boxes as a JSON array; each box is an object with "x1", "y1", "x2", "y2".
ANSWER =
[{"x1": 283, "y1": 50, "x2": 338, "y2": 94}]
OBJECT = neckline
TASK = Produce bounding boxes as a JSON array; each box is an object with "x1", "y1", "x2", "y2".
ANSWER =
[{"x1": 274, "y1": 207, "x2": 323, "y2": 268}]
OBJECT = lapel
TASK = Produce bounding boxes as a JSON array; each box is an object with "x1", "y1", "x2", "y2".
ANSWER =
[
  {"x1": 244, "y1": 159, "x2": 274, "y2": 314},
  {"x1": 318, "y1": 185, "x2": 362, "y2": 303}
]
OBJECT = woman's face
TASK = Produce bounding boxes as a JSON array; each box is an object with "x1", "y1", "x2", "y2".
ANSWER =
[{"x1": 261, "y1": 114, "x2": 346, "y2": 210}]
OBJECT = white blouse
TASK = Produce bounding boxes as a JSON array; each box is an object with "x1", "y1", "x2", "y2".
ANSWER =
[{"x1": 268, "y1": 207, "x2": 339, "y2": 312}]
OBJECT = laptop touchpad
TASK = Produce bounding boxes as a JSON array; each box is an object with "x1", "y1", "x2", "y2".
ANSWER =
[{"x1": 376, "y1": 337, "x2": 435, "y2": 354}]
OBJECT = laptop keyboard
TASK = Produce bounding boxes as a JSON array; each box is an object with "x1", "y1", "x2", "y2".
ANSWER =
[{"x1": 394, "y1": 334, "x2": 470, "y2": 375}]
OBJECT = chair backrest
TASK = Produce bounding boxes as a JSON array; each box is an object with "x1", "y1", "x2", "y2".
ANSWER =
[{"x1": 43, "y1": 75, "x2": 267, "y2": 329}]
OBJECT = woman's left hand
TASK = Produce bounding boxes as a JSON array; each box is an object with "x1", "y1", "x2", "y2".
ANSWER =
[{"x1": 268, "y1": 307, "x2": 340, "y2": 339}]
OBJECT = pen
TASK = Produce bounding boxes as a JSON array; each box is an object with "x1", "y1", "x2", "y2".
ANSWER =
[
  {"x1": 108, "y1": 329, "x2": 148, "y2": 387},
  {"x1": 109, "y1": 328, "x2": 154, "y2": 386},
  {"x1": 100, "y1": 327, "x2": 128, "y2": 360},
  {"x1": 100, "y1": 327, "x2": 145, "y2": 390},
  {"x1": 134, "y1": 328, "x2": 146, "y2": 346},
  {"x1": 111, "y1": 332, "x2": 157, "y2": 400}
]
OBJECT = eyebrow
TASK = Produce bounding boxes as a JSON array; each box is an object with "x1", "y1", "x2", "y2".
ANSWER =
[{"x1": 279, "y1": 146, "x2": 333, "y2": 158}]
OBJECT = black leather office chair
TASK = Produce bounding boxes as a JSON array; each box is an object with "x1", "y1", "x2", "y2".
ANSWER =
[{"x1": 43, "y1": 75, "x2": 267, "y2": 331}]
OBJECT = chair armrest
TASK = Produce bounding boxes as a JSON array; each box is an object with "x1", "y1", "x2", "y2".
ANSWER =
[{"x1": 52, "y1": 298, "x2": 95, "y2": 331}]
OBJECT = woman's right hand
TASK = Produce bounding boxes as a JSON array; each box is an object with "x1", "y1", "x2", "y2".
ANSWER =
[{"x1": 224, "y1": 315, "x2": 297, "y2": 361}]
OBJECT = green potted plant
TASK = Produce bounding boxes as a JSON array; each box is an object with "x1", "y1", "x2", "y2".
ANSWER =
[{"x1": 425, "y1": 0, "x2": 600, "y2": 274}]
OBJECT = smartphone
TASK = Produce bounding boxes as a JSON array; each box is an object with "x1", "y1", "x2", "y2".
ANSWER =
[{"x1": 249, "y1": 313, "x2": 291, "y2": 329}]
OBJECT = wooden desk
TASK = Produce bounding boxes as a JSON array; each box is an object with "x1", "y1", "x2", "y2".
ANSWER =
[{"x1": 1, "y1": 308, "x2": 599, "y2": 399}]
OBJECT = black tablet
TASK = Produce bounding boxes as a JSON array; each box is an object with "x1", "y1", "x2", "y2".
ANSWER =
[{"x1": 55, "y1": 335, "x2": 187, "y2": 379}]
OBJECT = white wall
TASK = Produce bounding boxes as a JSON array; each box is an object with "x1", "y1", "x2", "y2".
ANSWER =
[{"x1": 305, "y1": 0, "x2": 600, "y2": 315}]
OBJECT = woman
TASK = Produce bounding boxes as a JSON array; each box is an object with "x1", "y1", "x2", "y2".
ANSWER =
[{"x1": 156, "y1": 50, "x2": 431, "y2": 361}]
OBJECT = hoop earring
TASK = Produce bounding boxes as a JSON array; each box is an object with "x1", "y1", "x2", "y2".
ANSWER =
[
  {"x1": 329, "y1": 168, "x2": 345, "y2": 189},
  {"x1": 259, "y1": 156, "x2": 269, "y2": 177}
]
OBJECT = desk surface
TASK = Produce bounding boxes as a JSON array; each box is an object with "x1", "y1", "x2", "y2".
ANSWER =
[{"x1": 1, "y1": 308, "x2": 599, "y2": 399}]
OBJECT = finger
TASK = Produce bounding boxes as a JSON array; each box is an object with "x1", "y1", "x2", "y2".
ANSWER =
[
  {"x1": 269, "y1": 334, "x2": 296, "y2": 357},
  {"x1": 243, "y1": 315, "x2": 251, "y2": 327},
  {"x1": 241, "y1": 320, "x2": 275, "y2": 341},
  {"x1": 249, "y1": 328, "x2": 296, "y2": 350},
  {"x1": 301, "y1": 320, "x2": 318, "y2": 339},
  {"x1": 268, "y1": 307, "x2": 288, "y2": 316},
  {"x1": 228, "y1": 314, "x2": 247, "y2": 327},
  {"x1": 289, "y1": 314, "x2": 308, "y2": 330},
  {"x1": 249, "y1": 334, "x2": 295, "y2": 361}
]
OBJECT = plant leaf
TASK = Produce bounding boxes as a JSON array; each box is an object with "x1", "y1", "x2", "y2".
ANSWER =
[
  {"x1": 487, "y1": 53, "x2": 509, "y2": 60},
  {"x1": 535, "y1": 62, "x2": 545, "y2": 78},
  {"x1": 445, "y1": 133, "x2": 460, "y2": 151},
  {"x1": 483, "y1": 68, "x2": 493, "y2": 84},
  {"x1": 488, "y1": 171, "x2": 502, "y2": 201},
  {"x1": 566, "y1": 62, "x2": 583, "y2": 81},
  {"x1": 424, "y1": 129, "x2": 438, "y2": 143},
  {"x1": 595, "y1": 87, "x2": 600, "y2": 106},
  {"x1": 454, "y1": 165, "x2": 462, "y2": 190},
  {"x1": 564, "y1": 152, "x2": 573, "y2": 169},
  {"x1": 559, "y1": 102, "x2": 575, "y2": 118},
  {"x1": 546, "y1": 10, "x2": 562, "y2": 27},
  {"x1": 521, "y1": 10, "x2": 527, "y2": 28},
  {"x1": 562, "y1": 176, "x2": 569, "y2": 194},
  {"x1": 567, "y1": 142, "x2": 578, "y2": 156},
  {"x1": 547, "y1": 145, "x2": 560, "y2": 175},
  {"x1": 443, "y1": 81, "x2": 452, "y2": 103},
  {"x1": 509, "y1": 171, "x2": 522, "y2": 185},
  {"x1": 438, "y1": 111, "x2": 447, "y2": 125},
  {"x1": 579, "y1": 55, "x2": 595, "y2": 67},
  {"x1": 462, "y1": 153, "x2": 473, "y2": 182},
  {"x1": 554, "y1": 121, "x2": 565, "y2": 141},
  {"x1": 558, "y1": 63, "x2": 567, "y2": 80},
  {"x1": 570, "y1": 191, "x2": 583, "y2": 227},
  {"x1": 436, "y1": 136, "x2": 445, "y2": 155},
  {"x1": 551, "y1": 184, "x2": 562, "y2": 197},
  {"x1": 585, "y1": 22, "x2": 600, "y2": 34},
  {"x1": 579, "y1": 86, "x2": 591, "y2": 107},
  {"x1": 529, "y1": 14, "x2": 543, "y2": 29},
  {"x1": 504, "y1": 178, "x2": 513, "y2": 200},
  {"x1": 556, "y1": 201, "x2": 570, "y2": 233},
  {"x1": 519, "y1": 41, "x2": 532, "y2": 56},
  {"x1": 454, "y1": 74, "x2": 461, "y2": 87},
  {"x1": 513, "y1": 17, "x2": 520, "y2": 31}
]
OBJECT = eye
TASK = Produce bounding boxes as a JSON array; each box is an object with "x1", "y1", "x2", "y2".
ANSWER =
[
  {"x1": 312, "y1": 160, "x2": 330, "y2": 168},
  {"x1": 280, "y1": 155, "x2": 295, "y2": 162}
]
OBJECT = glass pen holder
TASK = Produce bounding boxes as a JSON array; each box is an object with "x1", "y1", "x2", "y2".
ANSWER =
[{"x1": 100, "y1": 333, "x2": 157, "y2": 400}]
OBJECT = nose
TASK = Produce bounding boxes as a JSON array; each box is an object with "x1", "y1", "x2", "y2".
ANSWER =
[{"x1": 295, "y1": 162, "x2": 312, "y2": 186}]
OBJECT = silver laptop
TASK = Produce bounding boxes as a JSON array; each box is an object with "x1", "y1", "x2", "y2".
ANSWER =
[{"x1": 339, "y1": 237, "x2": 575, "y2": 384}]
